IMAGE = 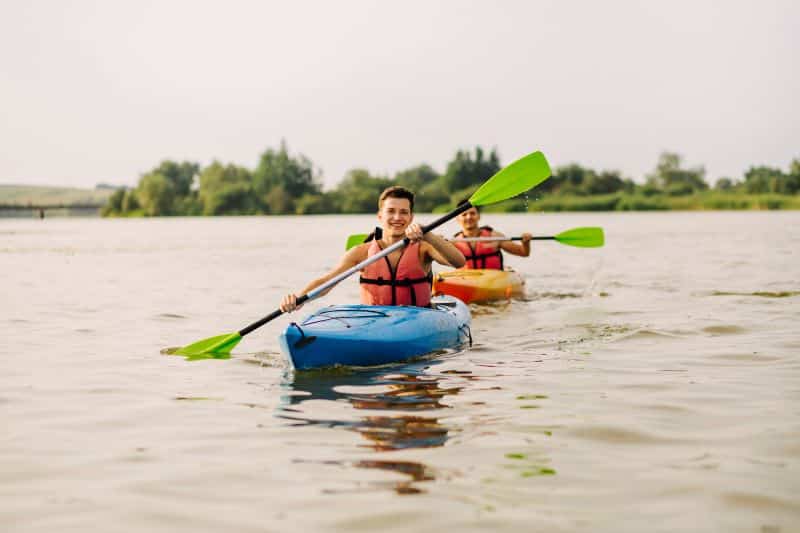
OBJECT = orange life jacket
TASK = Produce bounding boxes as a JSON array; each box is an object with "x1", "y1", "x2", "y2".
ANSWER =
[
  {"x1": 453, "y1": 226, "x2": 503, "y2": 270},
  {"x1": 359, "y1": 240, "x2": 432, "y2": 307}
]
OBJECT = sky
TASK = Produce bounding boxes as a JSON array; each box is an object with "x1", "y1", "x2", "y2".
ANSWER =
[{"x1": 1, "y1": 0, "x2": 797, "y2": 189}]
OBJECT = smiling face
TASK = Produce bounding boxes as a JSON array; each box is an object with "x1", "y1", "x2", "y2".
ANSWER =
[
  {"x1": 377, "y1": 197, "x2": 414, "y2": 238},
  {"x1": 457, "y1": 206, "x2": 480, "y2": 232}
]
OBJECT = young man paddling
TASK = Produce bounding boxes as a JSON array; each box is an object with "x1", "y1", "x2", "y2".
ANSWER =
[
  {"x1": 280, "y1": 186, "x2": 465, "y2": 312},
  {"x1": 452, "y1": 199, "x2": 532, "y2": 270}
]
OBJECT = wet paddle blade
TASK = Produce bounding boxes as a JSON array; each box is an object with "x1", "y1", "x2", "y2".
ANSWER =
[
  {"x1": 469, "y1": 151, "x2": 551, "y2": 207},
  {"x1": 345, "y1": 233, "x2": 369, "y2": 250},
  {"x1": 554, "y1": 227, "x2": 605, "y2": 247},
  {"x1": 174, "y1": 332, "x2": 242, "y2": 357}
]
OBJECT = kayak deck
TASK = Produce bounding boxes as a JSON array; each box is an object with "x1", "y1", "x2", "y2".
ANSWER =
[
  {"x1": 432, "y1": 268, "x2": 525, "y2": 304},
  {"x1": 279, "y1": 295, "x2": 471, "y2": 370}
]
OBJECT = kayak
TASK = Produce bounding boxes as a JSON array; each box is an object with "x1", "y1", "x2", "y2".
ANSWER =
[
  {"x1": 432, "y1": 269, "x2": 525, "y2": 304},
  {"x1": 279, "y1": 295, "x2": 471, "y2": 370}
]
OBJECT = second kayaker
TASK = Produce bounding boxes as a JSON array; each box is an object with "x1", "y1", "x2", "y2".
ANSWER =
[
  {"x1": 280, "y1": 186, "x2": 465, "y2": 312},
  {"x1": 453, "y1": 199, "x2": 532, "y2": 270}
]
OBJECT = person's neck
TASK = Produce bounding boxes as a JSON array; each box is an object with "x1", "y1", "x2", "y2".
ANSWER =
[
  {"x1": 381, "y1": 232, "x2": 406, "y2": 247},
  {"x1": 461, "y1": 226, "x2": 481, "y2": 237}
]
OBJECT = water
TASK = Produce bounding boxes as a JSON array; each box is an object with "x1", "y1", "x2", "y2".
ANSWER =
[{"x1": 2, "y1": 212, "x2": 799, "y2": 532}]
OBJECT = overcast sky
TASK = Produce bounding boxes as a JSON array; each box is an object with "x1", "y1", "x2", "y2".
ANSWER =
[{"x1": 1, "y1": 0, "x2": 797, "y2": 189}]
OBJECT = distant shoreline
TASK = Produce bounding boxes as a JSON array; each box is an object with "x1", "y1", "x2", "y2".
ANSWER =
[
  {"x1": 3, "y1": 180, "x2": 799, "y2": 218},
  {"x1": 492, "y1": 192, "x2": 800, "y2": 212},
  {"x1": 0, "y1": 184, "x2": 114, "y2": 208},
  {"x1": 7, "y1": 148, "x2": 798, "y2": 217}
]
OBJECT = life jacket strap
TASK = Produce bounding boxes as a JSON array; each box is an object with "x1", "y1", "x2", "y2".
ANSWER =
[
  {"x1": 358, "y1": 272, "x2": 433, "y2": 287},
  {"x1": 359, "y1": 272, "x2": 433, "y2": 306}
]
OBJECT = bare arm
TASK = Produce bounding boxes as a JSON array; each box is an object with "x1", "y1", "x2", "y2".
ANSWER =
[
  {"x1": 422, "y1": 232, "x2": 466, "y2": 268},
  {"x1": 498, "y1": 231, "x2": 532, "y2": 257},
  {"x1": 280, "y1": 244, "x2": 367, "y2": 312}
]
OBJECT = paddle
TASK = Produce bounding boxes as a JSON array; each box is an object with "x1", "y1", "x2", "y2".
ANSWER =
[
  {"x1": 346, "y1": 227, "x2": 604, "y2": 250},
  {"x1": 174, "y1": 150, "x2": 551, "y2": 357},
  {"x1": 455, "y1": 227, "x2": 604, "y2": 248}
]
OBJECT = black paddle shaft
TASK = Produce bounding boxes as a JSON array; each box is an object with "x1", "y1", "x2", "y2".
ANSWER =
[
  {"x1": 384, "y1": 201, "x2": 475, "y2": 248},
  {"x1": 419, "y1": 202, "x2": 472, "y2": 235},
  {"x1": 238, "y1": 291, "x2": 312, "y2": 336},
  {"x1": 458, "y1": 236, "x2": 553, "y2": 242},
  {"x1": 239, "y1": 308, "x2": 285, "y2": 336},
  {"x1": 489, "y1": 236, "x2": 555, "y2": 241}
]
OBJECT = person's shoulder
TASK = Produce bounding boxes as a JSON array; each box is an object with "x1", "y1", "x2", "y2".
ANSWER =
[
  {"x1": 353, "y1": 242, "x2": 371, "y2": 254},
  {"x1": 418, "y1": 240, "x2": 436, "y2": 256},
  {"x1": 345, "y1": 242, "x2": 370, "y2": 262}
]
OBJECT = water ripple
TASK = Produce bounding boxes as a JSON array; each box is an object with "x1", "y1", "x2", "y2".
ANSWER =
[{"x1": 567, "y1": 425, "x2": 682, "y2": 445}]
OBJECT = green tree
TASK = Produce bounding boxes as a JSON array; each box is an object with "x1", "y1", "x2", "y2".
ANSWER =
[
  {"x1": 441, "y1": 147, "x2": 501, "y2": 193},
  {"x1": 295, "y1": 192, "x2": 338, "y2": 214},
  {"x1": 334, "y1": 168, "x2": 392, "y2": 213},
  {"x1": 639, "y1": 182, "x2": 662, "y2": 197},
  {"x1": 394, "y1": 164, "x2": 440, "y2": 191},
  {"x1": 541, "y1": 164, "x2": 631, "y2": 196},
  {"x1": 253, "y1": 141, "x2": 320, "y2": 213},
  {"x1": 137, "y1": 173, "x2": 175, "y2": 216},
  {"x1": 790, "y1": 159, "x2": 800, "y2": 178},
  {"x1": 264, "y1": 185, "x2": 293, "y2": 214},
  {"x1": 585, "y1": 170, "x2": 628, "y2": 195},
  {"x1": 392, "y1": 164, "x2": 444, "y2": 212},
  {"x1": 714, "y1": 177, "x2": 737, "y2": 191},
  {"x1": 102, "y1": 188, "x2": 125, "y2": 215},
  {"x1": 546, "y1": 164, "x2": 593, "y2": 195},
  {"x1": 744, "y1": 165, "x2": 799, "y2": 194},
  {"x1": 416, "y1": 180, "x2": 451, "y2": 212},
  {"x1": 174, "y1": 193, "x2": 203, "y2": 215},
  {"x1": 198, "y1": 161, "x2": 256, "y2": 215},
  {"x1": 789, "y1": 158, "x2": 800, "y2": 194},
  {"x1": 151, "y1": 160, "x2": 199, "y2": 197},
  {"x1": 646, "y1": 152, "x2": 708, "y2": 195},
  {"x1": 121, "y1": 189, "x2": 140, "y2": 213}
]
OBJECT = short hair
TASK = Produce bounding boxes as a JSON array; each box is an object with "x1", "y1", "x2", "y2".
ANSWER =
[
  {"x1": 458, "y1": 197, "x2": 479, "y2": 212},
  {"x1": 379, "y1": 186, "x2": 415, "y2": 212}
]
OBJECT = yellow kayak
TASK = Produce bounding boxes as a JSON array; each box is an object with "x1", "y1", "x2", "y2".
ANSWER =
[{"x1": 432, "y1": 269, "x2": 525, "y2": 304}]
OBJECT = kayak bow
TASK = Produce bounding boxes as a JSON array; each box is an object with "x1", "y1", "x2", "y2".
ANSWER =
[
  {"x1": 279, "y1": 295, "x2": 471, "y2": 369},
  {"x1": 433, "y1": 269, "x2": 525, "y2": 304}
]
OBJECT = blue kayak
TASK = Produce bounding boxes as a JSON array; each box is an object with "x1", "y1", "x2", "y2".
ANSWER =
[{"x1": 279, "y1": 295, "x2": 472, "y2": 370}]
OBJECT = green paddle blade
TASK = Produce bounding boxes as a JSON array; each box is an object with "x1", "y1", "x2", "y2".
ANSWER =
[
  {"x1": 469, "y1": 151, "x2": 551, "y2": 207},
  {"x1": 173, "y1": 332, "x2": 242, "y2": 358},
  {"x1": 554, "y1": 227, "x2": 605, "y2": 247},
  {"x1": 345, "y1": 233, "x2": 369, "y2": 250}
]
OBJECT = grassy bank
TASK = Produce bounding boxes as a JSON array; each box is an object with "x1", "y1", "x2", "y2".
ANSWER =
[
  {"x1": 4, "y1": 184, "x2": 798, "y2": 215},
  {"x1": 482, "y1": 192, "x2": 800, "y2": 213},
  {"x1": 0, "y1": 185, "x2": 114, "y2": 207}
]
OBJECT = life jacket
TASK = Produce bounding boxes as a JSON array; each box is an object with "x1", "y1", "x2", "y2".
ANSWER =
[
  {"x1": 359, "y1": 240, "x2": 432, "y2": 307},
  {"x1": 453, "y1": 226, "x2": 504, "y2": 270}
]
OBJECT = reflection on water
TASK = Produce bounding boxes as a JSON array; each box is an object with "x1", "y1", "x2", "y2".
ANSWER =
[
  {"x1": 707, "y1": 290, "x2": 800, "y2": 298},
  {"x1": 278, "y1": 363, "x2": 464, "y2": 493},
  {"x1": 353, "y1": 415, "x2": 448, "y2": 451}
]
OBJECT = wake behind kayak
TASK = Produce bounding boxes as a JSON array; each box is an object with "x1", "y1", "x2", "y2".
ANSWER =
[{"x1": 279, "y1": 295, "x2": 471, "y2": 370}]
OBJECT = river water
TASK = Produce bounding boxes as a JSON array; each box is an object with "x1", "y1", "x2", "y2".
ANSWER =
[{"x1": 2, "y1": 212, "x2": 799, "y2": 532}]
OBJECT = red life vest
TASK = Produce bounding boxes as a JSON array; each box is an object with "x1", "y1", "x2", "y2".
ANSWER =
[
  {"x1": 453, "y1": 226, "x2": 504, "y2": 270},
  {"x1": 359, "y1": 240, "x2": 432, "y2": 307}
]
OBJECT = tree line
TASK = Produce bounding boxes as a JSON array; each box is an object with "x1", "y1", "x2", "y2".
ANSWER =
[{"x1": 102, "y1": 143, "x2": 800, "y2": 216}]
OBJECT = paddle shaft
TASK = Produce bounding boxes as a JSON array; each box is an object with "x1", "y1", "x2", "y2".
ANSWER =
[
  {"x1": 452, "y1": 236, "x2": 555, "y2": 243},
  {"x1": 238, "y1": 202, "x2": 473, "y2": 337}
]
